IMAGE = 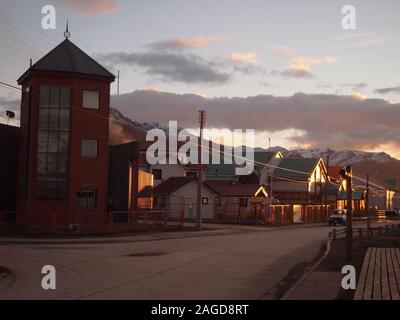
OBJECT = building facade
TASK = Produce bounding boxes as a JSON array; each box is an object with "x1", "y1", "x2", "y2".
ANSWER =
[{"x1": 16, "y1": 36, "x2": 115, "y2": 226}]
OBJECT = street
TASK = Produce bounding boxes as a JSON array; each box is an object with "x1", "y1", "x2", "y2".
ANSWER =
[{"x1": 0, "y1": 222, "x2": 387, "y2": 300}]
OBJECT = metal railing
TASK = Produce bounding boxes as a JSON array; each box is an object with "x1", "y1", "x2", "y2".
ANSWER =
[{"x1": 329, "y1": 223, "x2": 400, "y2": 240}]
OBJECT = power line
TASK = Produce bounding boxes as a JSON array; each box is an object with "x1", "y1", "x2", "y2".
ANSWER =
[{"x1": 2, "y1": 72, "x2": 393, "y2": 189}]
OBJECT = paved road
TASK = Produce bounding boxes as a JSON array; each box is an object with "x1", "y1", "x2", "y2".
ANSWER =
[{"x1": 0, "y1": 221, "x2": 389, "y2": 300}]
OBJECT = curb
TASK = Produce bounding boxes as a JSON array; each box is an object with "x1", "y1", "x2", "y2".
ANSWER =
[
  {"x1": 280, "y1": 237, "x2": 333, "y2": 300},
  {"x1": 0, "y1": 229, "x2": 247, "y2": 245}
]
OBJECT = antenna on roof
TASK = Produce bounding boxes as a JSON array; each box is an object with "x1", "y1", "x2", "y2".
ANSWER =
[{"x1": 64, "y1": 20, "x2": 71, "y2": 39}]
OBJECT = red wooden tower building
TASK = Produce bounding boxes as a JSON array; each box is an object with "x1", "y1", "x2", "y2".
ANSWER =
[{"x1": 16, "y1": 29, "x2": 115, "y2": 227}]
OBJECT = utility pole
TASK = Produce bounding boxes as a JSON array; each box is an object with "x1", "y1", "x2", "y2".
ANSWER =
[
  {"x1": 196, "y1": 110, "x2": 206, "y2": 231},
  {"x1": 325, "y1": 155, "x2": 330, "y2": 204},
  {"x1": 341, "y1": 165, "x2": 353, "y2": 260}
]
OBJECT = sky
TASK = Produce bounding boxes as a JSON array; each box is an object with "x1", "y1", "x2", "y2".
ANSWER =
[{"x1": 0, "y1": 0, "x2": 400, "y2": 158}]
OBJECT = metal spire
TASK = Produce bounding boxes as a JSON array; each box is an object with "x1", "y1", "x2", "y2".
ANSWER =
[{"x1": 64, "y1": 20, "x2": 70, "y2": 39}]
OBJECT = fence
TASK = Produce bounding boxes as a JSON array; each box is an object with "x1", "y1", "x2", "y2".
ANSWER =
[
  {"x1": 109, "y1": 209, "x2": 184, "y2": 231},
  {"x1": 329, "y1": 223, "x2": 400, "y2": 240},
  {"x1": 0, "y1": 209, "x2": 184, "y2": 234}
]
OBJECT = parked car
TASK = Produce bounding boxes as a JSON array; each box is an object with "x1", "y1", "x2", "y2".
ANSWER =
[
  {"x1": 328, "y1": 209, "x2": 347, "y2": 226},
  {"x1": 385, "y1": 210, "x2": 400, "y2": 219}
]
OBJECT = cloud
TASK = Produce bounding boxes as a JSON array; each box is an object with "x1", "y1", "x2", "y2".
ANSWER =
[
  {"x1": 351, "y1": 92, "x2": 367, "y2": 101},
  {"x1": 272, "y1": 68, "x2": 313, "y2": 79},
  {"x1": 315, "y1": 84, "x2": 332, "y2": 89},
  {"x1": 98, "y1": 51, "x2": 230, "y2": 84},
  {"x1": 230, "y1": 52, "x2": 258, "y2": 65},
  {"x1": 271, "y1": 45, "x2": 336, "y2": 79},
  {"x1": 374, "y1": 86, "x2": 400, "y2": 95},
  {"x1": 341, "y1": 83, "x2": 368, "y2": 91},
  {"x1": 335, "y1": 33, "x2": 396, "y2": 48},
  {"x1": 148, "y1": 36, "x2": 222, "y2": 50},
  {"x1": 111, "y1": 90, "x2": 400, "y2": 155},
  {"x1": 54, "y1": 0, "x2": 118, "y2": 15},
  {"x1": 229, "y1": 52, "x2": 261, "y2": 74}
]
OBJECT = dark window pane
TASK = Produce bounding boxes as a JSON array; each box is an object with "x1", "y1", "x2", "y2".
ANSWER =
[
  {"x1": 58, "y1": 132, "x2": 69, "y2": 153},
  {"x1": 60, "y1": 87, "x2": 70, "y2": 109},
  {"x1": 36, "y1": 178, "x2": 47, "y2": 197},
  {"x1": 47, "y1": 154, "x2": 58, "y2": 177},
  {"x1": 39, "y1": 85, "x2": 49, "y2": 109},
  {"x1": 50, "y1": 86, "x2": 60, "y2": 108},
  {"x1": 37, "y1": 153, "x2": 47, "y2": 175},
  {"x1": 49, "y1": 109, "x2": 59, "y2": 130},
  {"x1": 37, "y1": 130, "x2": 48, "y2": 152},
  {"x1": 48, "y1": 131, "x2": 58, "y2": 153},
  {"x1": 56, "y1": 179, "x2": 67, "y2": 198},
  {"x1": 46, "y1": 179, "x2": 57, "y2": 198},
  {"x1": 57, "y1": 154, "x2": 67, "y2": 175},
  {"x1": 38, "y1": 109, "x2": 49, "y2": 129},
  {"x1": 36, "y1": 85, "x2": 70, "y2": 199},
  {"x1": 59, "y1": 109, "x2": 69, "y2": 130}
]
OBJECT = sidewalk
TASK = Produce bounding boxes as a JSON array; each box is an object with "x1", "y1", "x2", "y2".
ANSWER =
[{"x1": 283, "y1": 224, "x2": 400, "y2": 300}]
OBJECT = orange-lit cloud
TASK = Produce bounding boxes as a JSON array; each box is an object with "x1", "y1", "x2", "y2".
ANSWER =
[
  {"x1": 111, "y1": 90, "x2": 400, "y2": 160},
  {"x1": 55, "y1": 0, "x2": 118, "y2": 16},
  {"x1": 351, "y1": 92, "x2": 367, "y2": 100},
  {"x1": 271, "y1": 45, "x2": 337, "y2": 78},
  {"x1": 150, "y1": 36, "x2": 222, "y2": 50},
  {"x1": 230, "y1": 52, "x2": 258, "y2": 65}
]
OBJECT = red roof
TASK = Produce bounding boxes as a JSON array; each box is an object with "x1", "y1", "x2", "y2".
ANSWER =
[
  {"x1": 205, "y1": 181, "x2": 267, "y2": 196},
  {"x1": 153, "y1": 177, "x2": 196, "y2": 195}
]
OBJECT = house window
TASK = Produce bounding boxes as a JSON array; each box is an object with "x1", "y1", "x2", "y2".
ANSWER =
[
  {"x1": 82, "y1": 90, "x2": 99, "y2": 109},
  {"x1": 152, "y1": 169, "x2": 162, "y2": 180},
  {"x1": 36, "y1": 85, "x2": 70, "y2": 199},
  {"x1": 186, "y1": 171, "x2": 198, "y2": 177},
  {"x1": 77, "y1": 189, "x2": 97, "y2": 209},
  {"x1": 81, "y1": 139, "x2": 98, "y2": 158},
  {"x1": 202, "y1": 197, "x2": 208, "y2": 205},
  {"x1": 239, "y1": 197, "x2": 248, "y2": 207}
]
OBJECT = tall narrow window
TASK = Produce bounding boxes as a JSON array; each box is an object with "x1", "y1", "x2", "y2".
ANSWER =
[{"x1": 36, "y1": 85, "x2": 70, "y2": 199}]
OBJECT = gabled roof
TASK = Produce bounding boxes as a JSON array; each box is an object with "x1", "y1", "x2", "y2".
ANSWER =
[
  {"x1": 253, "y1": 151, "x2": 282, "y2": 167},
  {"x1": 327, "y1": 166, "x2": 343, "y2": 182},
  {"x1": 205, "y1": 164, "x2": 237, "y2": 181},
  {"x1": 205, "y1": 181, "x2": 268, "y2": 197},
  {"x1": 273, "y1": 158, "x2": 320, "y2": 181},
  {"x1": 18, "y1": 39, "x2": 115, "y2": 83},
  {"x1": 153, "y1": 177, "x2": 196, "y2": 195}
]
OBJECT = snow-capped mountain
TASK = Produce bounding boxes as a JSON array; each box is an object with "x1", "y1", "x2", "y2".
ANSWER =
[
  {"x1": 109, "y1": 108, "x2": 397, "y2": 167},
  {"x1": 275, "y1": 147, "x2": 395, "y2": 166}
]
